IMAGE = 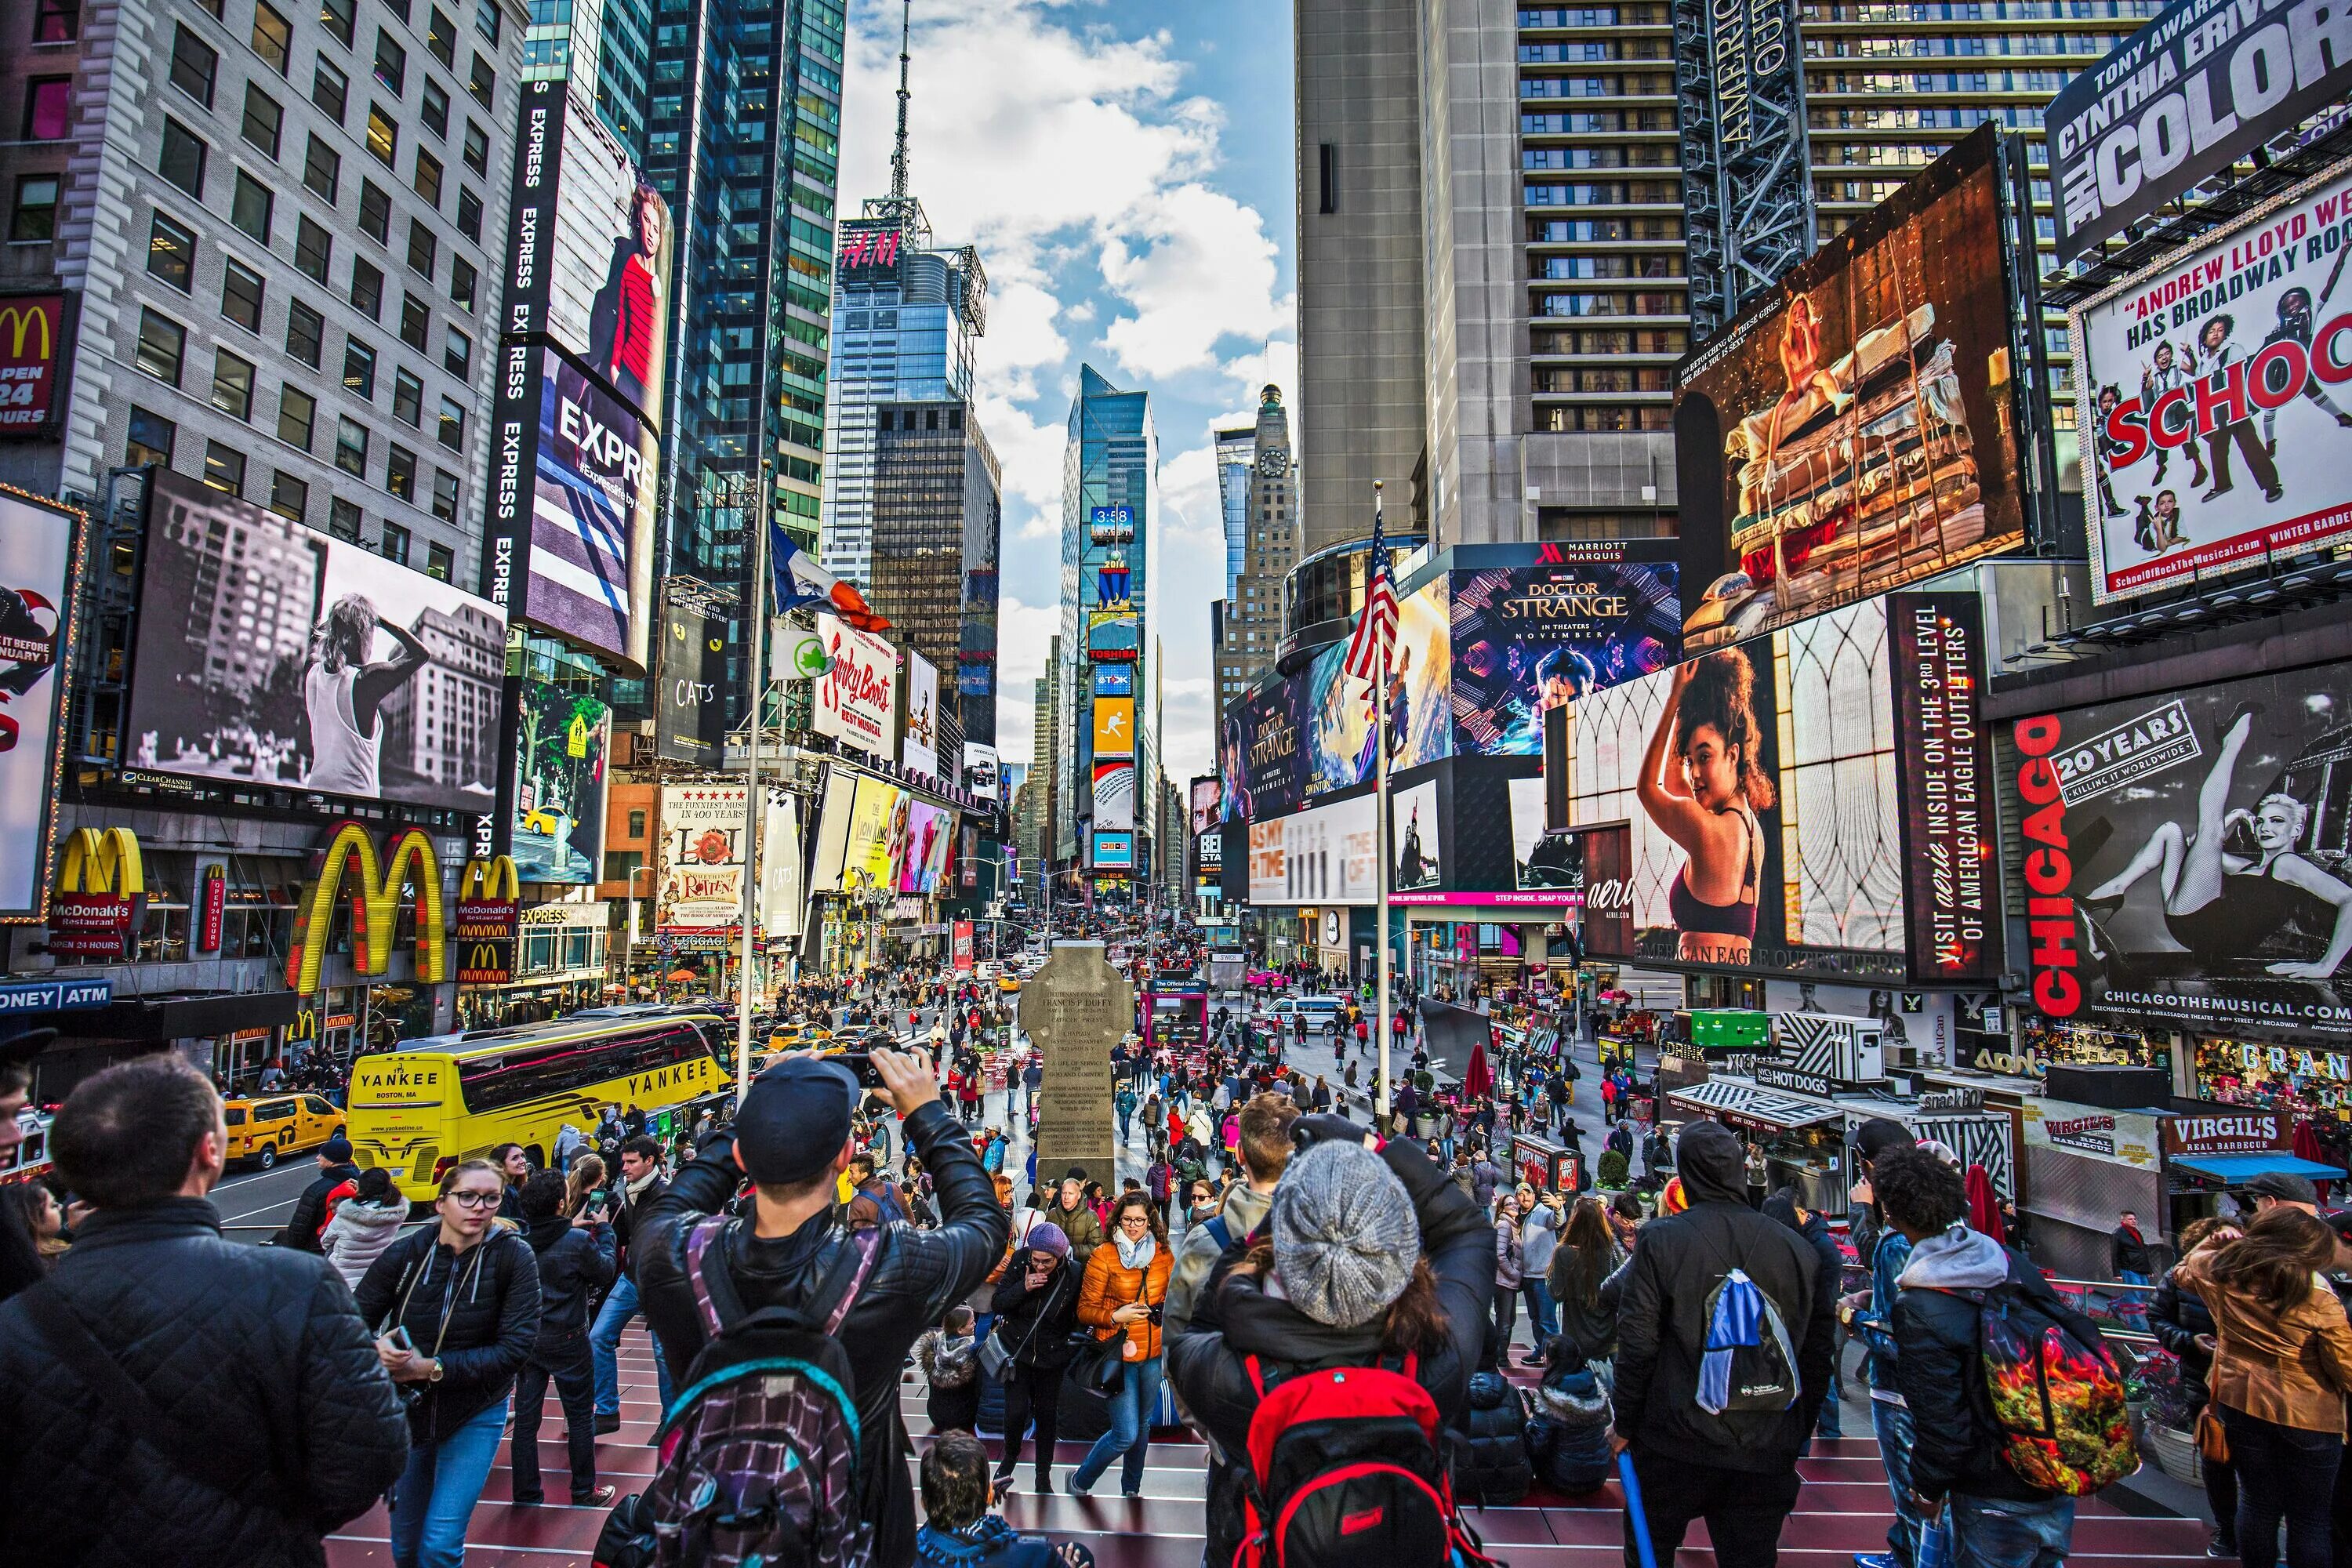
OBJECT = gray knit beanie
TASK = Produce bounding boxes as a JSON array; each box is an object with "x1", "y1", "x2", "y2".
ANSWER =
[{"x1": 1270, "y1": 1140, "x2": 1421, "y2": 1330}]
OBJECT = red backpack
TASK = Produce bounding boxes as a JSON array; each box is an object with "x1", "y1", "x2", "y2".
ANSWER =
[{"x1": 1234, "y1": 1353, "x2": 1495, "y2": 1568}]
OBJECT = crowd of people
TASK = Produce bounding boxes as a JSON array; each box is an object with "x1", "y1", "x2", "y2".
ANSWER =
[{"x1": 1, "y1": 940, "x2": 2349, "y2": 1568}]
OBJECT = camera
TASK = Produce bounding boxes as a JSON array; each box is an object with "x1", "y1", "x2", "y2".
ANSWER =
[{"x1": 836, "y1": 1050, "x2": 887, "y2": 1087}]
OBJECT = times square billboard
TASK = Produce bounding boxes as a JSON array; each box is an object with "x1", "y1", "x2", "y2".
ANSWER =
[{"x1": 2074, "y1": 158, "x2": 2352, "y2": 604}]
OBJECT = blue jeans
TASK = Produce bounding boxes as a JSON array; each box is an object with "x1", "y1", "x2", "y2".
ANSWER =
[
  {"x1": 1926, "y1": 1491, "x2": 2075, "y2": 1568},
  {"x1": 389, "y1": 1396, "x2": 508, "y2": 1568},
  {"x1": 1872, "y1": 1396, "x2": 1926, "y2": 1568},
  {"x1": 591, "y1": 1273, "x2": 674, "y2": 1419},
  {"x1": 2114, "y1": 1269, "x2": 2151, "y2": 1328},
  {"x1": 1522, "y1": 1278, "x2": 1557, "y2": 1353},
  {"x1": 1072, "y1": 1354, "x2": 1163, "y2": 1494}
]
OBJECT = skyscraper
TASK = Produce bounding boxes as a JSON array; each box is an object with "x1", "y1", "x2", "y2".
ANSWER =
[
  {"x1": 1214, "y1": 387, "x2": 1294, "y2": 724},
  {"x1": 645, "y1": 0, "x2": 843, "y2": 717},
  {"x1": 1057, "y1": 365, "x2": 1159, "y2": 883},
  {"x1": 1215, "y1": 423, "x2": 1254, "y2": 599},
  {"x1": 815, "y1": 3, "x2": 1000, "y2": 743}
]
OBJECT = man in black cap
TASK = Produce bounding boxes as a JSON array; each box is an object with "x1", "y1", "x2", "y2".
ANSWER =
[
  {"x1": 274, "y1": 1133, "x2": 360, "y2": 1252},
  {"x1": 2239, "y1": 1171, "x2": 2321, "y2": 1216},
  {"x1": 637, "y1": 1047, "x2": 1007, "y2": 1568}
]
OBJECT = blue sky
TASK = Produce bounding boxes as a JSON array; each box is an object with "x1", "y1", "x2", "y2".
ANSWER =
[{"x1": 835, "y1": 0, "x2": 1298, "y2": 786}]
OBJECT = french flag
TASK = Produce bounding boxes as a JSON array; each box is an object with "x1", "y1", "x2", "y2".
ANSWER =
[{"x1": 771, "y1": 521, "x2": 891, "y2": 633}]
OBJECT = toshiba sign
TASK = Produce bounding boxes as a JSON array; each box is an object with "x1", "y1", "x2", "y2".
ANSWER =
[{"x1": 2163, "y1": 1111, "x2": 2292, "y2": 1160}]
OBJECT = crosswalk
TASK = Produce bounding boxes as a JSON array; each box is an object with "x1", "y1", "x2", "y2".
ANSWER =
[{"x1": 320, "y1": 1328, "x2": 2216, "y2": 1566}]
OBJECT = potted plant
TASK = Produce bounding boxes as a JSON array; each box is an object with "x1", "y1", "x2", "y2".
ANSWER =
[
  {"x1": 1597, "y1": 1149, "x2": 1630, "y2": 1191},
  {"x1": 2136, "y1": 1348, "x2": 2204, "y2": 1486}
]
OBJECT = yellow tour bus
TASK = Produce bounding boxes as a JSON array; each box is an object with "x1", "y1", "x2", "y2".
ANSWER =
[{"x1": 347, "y1": 1006, "x2": 733, "y2": 1203}]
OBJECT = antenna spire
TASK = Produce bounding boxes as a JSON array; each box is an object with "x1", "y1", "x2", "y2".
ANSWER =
[{"x1": 889, "y1": 0, "x2": 912, "y2": 203}]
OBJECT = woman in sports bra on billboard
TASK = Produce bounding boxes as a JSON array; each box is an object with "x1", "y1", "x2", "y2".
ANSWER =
[{"x1": 1637, "y1": 649, "x2": 1774, "y2": 966}]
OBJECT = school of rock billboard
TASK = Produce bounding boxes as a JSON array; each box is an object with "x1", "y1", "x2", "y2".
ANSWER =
[
  {"x1": 2075, "y1": 160, "x2": 2352, "y2": 604},
  {"x1": 2001, "y1": 663, "x2": 2352, "y2": 1038},
  {"x1": 2046, "y1": 0, "x2": 2352, "y2": 265},
  {"x1": 1673, "y1": 125, "x2": 2026, "y2": 658},
  {"x1": 1390, "y1": 543, "x2": 1680, "y2": 768}
]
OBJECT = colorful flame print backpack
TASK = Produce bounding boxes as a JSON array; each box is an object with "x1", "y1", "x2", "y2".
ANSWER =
[{"x1": 1955, "y1": 1279, "x2": 2139, "y2": 1495}]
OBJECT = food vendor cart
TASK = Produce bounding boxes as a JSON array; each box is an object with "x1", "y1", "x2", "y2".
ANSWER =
[{"x1": 1511, "y1": 1132, "x2": 1584, "y2": 1196}]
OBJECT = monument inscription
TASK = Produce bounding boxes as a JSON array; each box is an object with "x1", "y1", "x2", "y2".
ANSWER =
[{"x1": 1019, "y1": 941, "x2": 1127, "y2": 1195}]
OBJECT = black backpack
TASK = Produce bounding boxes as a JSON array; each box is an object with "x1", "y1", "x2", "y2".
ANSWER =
[{"x1": 593, "y1": 1219, "x2": 880, "y2": 1568}]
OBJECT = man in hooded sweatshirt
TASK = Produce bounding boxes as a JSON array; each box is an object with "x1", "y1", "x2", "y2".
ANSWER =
[
  {"x1": 1610, "y1": 1120, "x2": 1834, "y2": 1568},
  {"x1": 1879, "y1": 1145, "x2": 2089, "y2": 1568},
  {"x1": 1763, "y1": 1187, "x2": 1846, "y2": 1442}
]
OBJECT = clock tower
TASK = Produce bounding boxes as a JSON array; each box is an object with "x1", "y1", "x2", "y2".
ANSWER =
[{"x1": 1214, "y1": 385, "x2": 1298, "y2": 731}]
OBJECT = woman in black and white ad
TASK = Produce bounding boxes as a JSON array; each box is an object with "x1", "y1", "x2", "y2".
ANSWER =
[
  {"x1": 301, "y1": 593, "x2": 430, "y2": 798},
  {"x1": 2082, "y1": 705, "x2": 2352, "y2": 982}
]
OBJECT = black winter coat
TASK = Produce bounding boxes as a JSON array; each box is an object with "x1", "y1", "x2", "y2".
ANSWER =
[
  {"x1": 1167, "y1": 1135, "x2": 1494, "y2": 1568},
  {"x1": 1610, "y1": 1122, "x2": 1833, "y2": 1474},
  {"x1": 524, "y1": 1215, "x2": 616, "y2": 1341},
  {"x1": 989, "y1": 1253, "x2": 1083, "y2": 1370},
  {"x1": 354, "y1": 1225, "x2": 542, "y2": 1445},
  {"x1": 2147, "y1": 1263, "x2": 2218, "y2": 1401},
  {"x1": 1893, "y1": 1248, "x2": 2089, "y2": 1504},
  {"x1": 636, "y1": 1101, "x2": 1008, "y2": 1568},
  {"x1": 0, "y1": 1199, "x2": 409, "y2": 1567},
  {"x1": 1454, "y1": 1370, "x2": 1532, "y2": 1504},
  {"x1": 278, "y1": 1161, "x2": 358, "y2": 1252}
]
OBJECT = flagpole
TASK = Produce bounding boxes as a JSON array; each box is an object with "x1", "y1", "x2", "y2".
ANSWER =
[
  {"x1": 1373, "y1": 480, "x2": 1392, "y2": 1134},
  {"x1": 738, "y1": 463, "x2": 771, "y2": 1104}
]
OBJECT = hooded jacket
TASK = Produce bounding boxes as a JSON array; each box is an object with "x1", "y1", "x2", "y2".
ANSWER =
[
  {"x1": 1762, "y1": 1192, "x2": 1843, "y2": 1370},
  {"x1": 0, "y1": 1199, "x2": 410, "y2": 1566},
  {"x1": 1165, "y1": 1181, "x2": 1270, "y2": 1338},
  {"x1": 278, "y1": 1161, "x2": 359, "y2": 1253},
  {"x1": 1893, "y1": 1225, "x2": 2092, "y2": 1504},
  {"x1": 354, "y1": 1225, "x2": 542, "y2": 1445},
  {"x1": 522, "y1": 1214, "x2": 615, "y2": 1341},
  {"x1": 1610, "y1": 1121, "x2": 1832, "y2": 1473},
  {"x1": 318, "y1": 1193, "x2": 409, "y2": 1289},
  {"x1": 1527, "y1": 1356, "x2": 1615, "y2": 1494},
  {"x1": 1166, "y1": 1134, "x2": 1493, "y2": 1568}
]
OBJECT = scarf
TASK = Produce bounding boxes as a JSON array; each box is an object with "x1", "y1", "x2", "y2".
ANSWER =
[
  {"x1": 1116, "y1": 1230, "x2": 1156, "y2": 1270},
  {"x1": 624, "y1": 1167, "x2": 662, "y2": 1204}
]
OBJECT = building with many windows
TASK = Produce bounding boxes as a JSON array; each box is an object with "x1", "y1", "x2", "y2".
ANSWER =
[
  {"x1": 869, "y1": 397, "x2": 1001, "y2": 746},
  {"x1": 1213, "y1": 387, "x2": 1296, "y2": 726}
]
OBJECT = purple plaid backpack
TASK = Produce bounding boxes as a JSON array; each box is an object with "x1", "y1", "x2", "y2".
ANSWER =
[{"x1": 594, "y1": 1218, "x2": 880, "y2": 1568}]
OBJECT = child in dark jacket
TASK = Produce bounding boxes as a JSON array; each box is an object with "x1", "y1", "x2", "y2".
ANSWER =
[
  {"x1": 916, "y1": 1432, "x2": 1094, "y2": 1568},
  {"x1": 915, "y1": 1304, "x2": 982, "y2": 1432},
  {"x1": 1526, "y1": 1339, "x2": 1614, "y2": 1494}
]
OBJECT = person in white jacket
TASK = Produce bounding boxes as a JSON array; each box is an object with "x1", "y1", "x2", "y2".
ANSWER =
[{"x1": 318, "y1": 1167, "x2": 409, "y2": 1287}]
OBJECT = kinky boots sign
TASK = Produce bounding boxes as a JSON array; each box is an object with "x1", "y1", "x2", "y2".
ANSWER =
[{"x1": 1019, "y1": 942, "x2": 1128, "y2": 1196}]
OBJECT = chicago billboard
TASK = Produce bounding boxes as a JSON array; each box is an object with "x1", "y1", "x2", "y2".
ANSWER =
[
  {"x1": 2075, "y1": 161, "x2": 2352, "y2": 603},
  {"x1": 2047, "y1": 0, "x2": 2352, "y2": 264},
  {"x1": 1674, "y1": 126, "x2": 2024, "y2": 657},
  {"x1": 2002, "y1": 664, "x2": 2352, "y2": 1038},
  {"x1": 0, "y1": 487, "x2": 78, "y2": 920},
  {"x1": 128, "y1": 470, "x2": 506, "y2": 814}
]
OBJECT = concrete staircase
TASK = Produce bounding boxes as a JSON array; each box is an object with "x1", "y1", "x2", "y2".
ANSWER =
[{"x1": 321, "y1": 1327, "x2": 2215, "y2": 1566}]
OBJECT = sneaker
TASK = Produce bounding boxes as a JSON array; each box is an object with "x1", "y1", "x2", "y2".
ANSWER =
[
  {"x1": 1854, "y1": 1556, "x2": 1898, "y2": 1568},
  {"x1": 593, "y1": 1414, "x2": 622, "y2": 1435},
  {"x1": 1067, "y1": 1476, "x2": 1093, "y2": 1498},
  {"x1": 513, "y1": 1494, "x2": 544, "y2": 1508},
  {"x1": 1033, "y1": 1473, "x2": 1054, "y2": 1495},
  {"x1": 575, "y1": 1485, "x2": 618, "y2": 1508},
  {"x1": 2208, "y1": 1532, "x2": 2237, "y2": 1558},
  {"x1": 992, "y1": 1471, "x2": 1018, "y2": 1495}
]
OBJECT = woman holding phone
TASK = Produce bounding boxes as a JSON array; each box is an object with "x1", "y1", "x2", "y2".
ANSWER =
[{"x1": 356, "y1": 1159, "x2": 543, "y2": 1568}]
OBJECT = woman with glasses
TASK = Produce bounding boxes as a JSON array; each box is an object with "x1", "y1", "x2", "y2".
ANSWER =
[
  {"x1": 1069, "y1": 1192, "x2": 1174, "y2": 1497},
  {"x1": 357, "y1": 1159, "x2": 543, "y2": 1568}
]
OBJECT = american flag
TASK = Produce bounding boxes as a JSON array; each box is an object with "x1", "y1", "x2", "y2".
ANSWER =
[{"x1": 1341, "y1": 493, "x2": 1397, "y2": 683}]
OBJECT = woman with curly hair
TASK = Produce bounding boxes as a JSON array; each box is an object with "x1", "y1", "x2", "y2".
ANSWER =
[{"x1": 1639, "y1": 648, "x2": 1775, "y2": 964}]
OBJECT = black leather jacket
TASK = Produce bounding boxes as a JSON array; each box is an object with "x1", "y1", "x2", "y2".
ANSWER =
[{"x1": 637, "y1": 1102, "x2": 1007, "y2": 1568}]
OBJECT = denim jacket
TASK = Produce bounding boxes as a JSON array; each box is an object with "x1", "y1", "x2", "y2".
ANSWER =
[{"x1": 1855, "y1": 1227, "x2": 1913, "y2": 1399}]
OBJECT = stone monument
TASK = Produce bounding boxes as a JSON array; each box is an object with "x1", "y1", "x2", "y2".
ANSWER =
[{"x1": 1019, "y1": 941, "x2": 1127, "y2": 1196}]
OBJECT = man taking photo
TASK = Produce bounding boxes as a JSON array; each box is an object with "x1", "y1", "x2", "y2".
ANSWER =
[{"x1": 637, "y1": 1046, "x2": 1007, "y2": 1568}]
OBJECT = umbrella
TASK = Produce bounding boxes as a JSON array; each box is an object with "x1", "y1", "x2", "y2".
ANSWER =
[
  {"x1": 1463, "y1": 1037, "x2": 1494, "y2": 1101},
  {"x1": 666, "y1": 967, "x2": 699, "y2": 983}
]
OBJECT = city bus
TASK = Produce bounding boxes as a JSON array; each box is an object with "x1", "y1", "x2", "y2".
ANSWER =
[{"x1": 347, "y1": 1007, "x2": 731, "y2": 1203}]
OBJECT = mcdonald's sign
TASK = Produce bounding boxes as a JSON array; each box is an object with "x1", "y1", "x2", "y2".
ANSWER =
[
  {"x1": 0, "y1": 296, "x2": 64, "y2": 433},
  {"x1": 286, "y1": 821, "x2": 448, "y2": 994},
  {"x1": 455, "y1": 855, "x2": 520, "y2": 985},
  {"x1": 47, "y1": 827, "x2": 143, "y2": 961}
]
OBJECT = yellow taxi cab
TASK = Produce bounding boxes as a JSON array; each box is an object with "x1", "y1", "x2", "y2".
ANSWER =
[
  {"x1": 223, "y1": 1093, "x2": 347, "y2": 1169},
  {"x1": 997, "y1": 974, "x2": 1022, "y2": 993}
]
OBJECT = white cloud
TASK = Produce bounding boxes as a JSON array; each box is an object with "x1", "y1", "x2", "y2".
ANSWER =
[
  {"x1": 990, "y1": 595, "x2": 1064, "y2": 764},
  {"x1": 1099, "y1": 184, "x2": 1290, "y2": 379}
]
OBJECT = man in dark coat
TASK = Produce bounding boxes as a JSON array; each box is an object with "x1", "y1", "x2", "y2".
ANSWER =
[
  {"x1": 0, "y1": 1054, "x2": 408, "y2": 1564},
  {"x1": 276, "y1": 1134, "x2": 360, "y2": 1252},
  {"x1": 637, "y1": 1050, "x2": 1007, "y2": 1568},
  {"x1": 1764, "y1": 1187, "x2": 1847, "y2": 1442},
  {"x1": 1611, "y1": 1120, "x2": 1835, "y2": 1568}
]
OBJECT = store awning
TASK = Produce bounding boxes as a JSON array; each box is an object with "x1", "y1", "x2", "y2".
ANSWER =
[
  {"x1": 1669, "y1": 1079, "x2": 1841, "y2": 1131},
  {"x1": 2169, "y1": 1152, "x2": 2350, "y2": 1183}
]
